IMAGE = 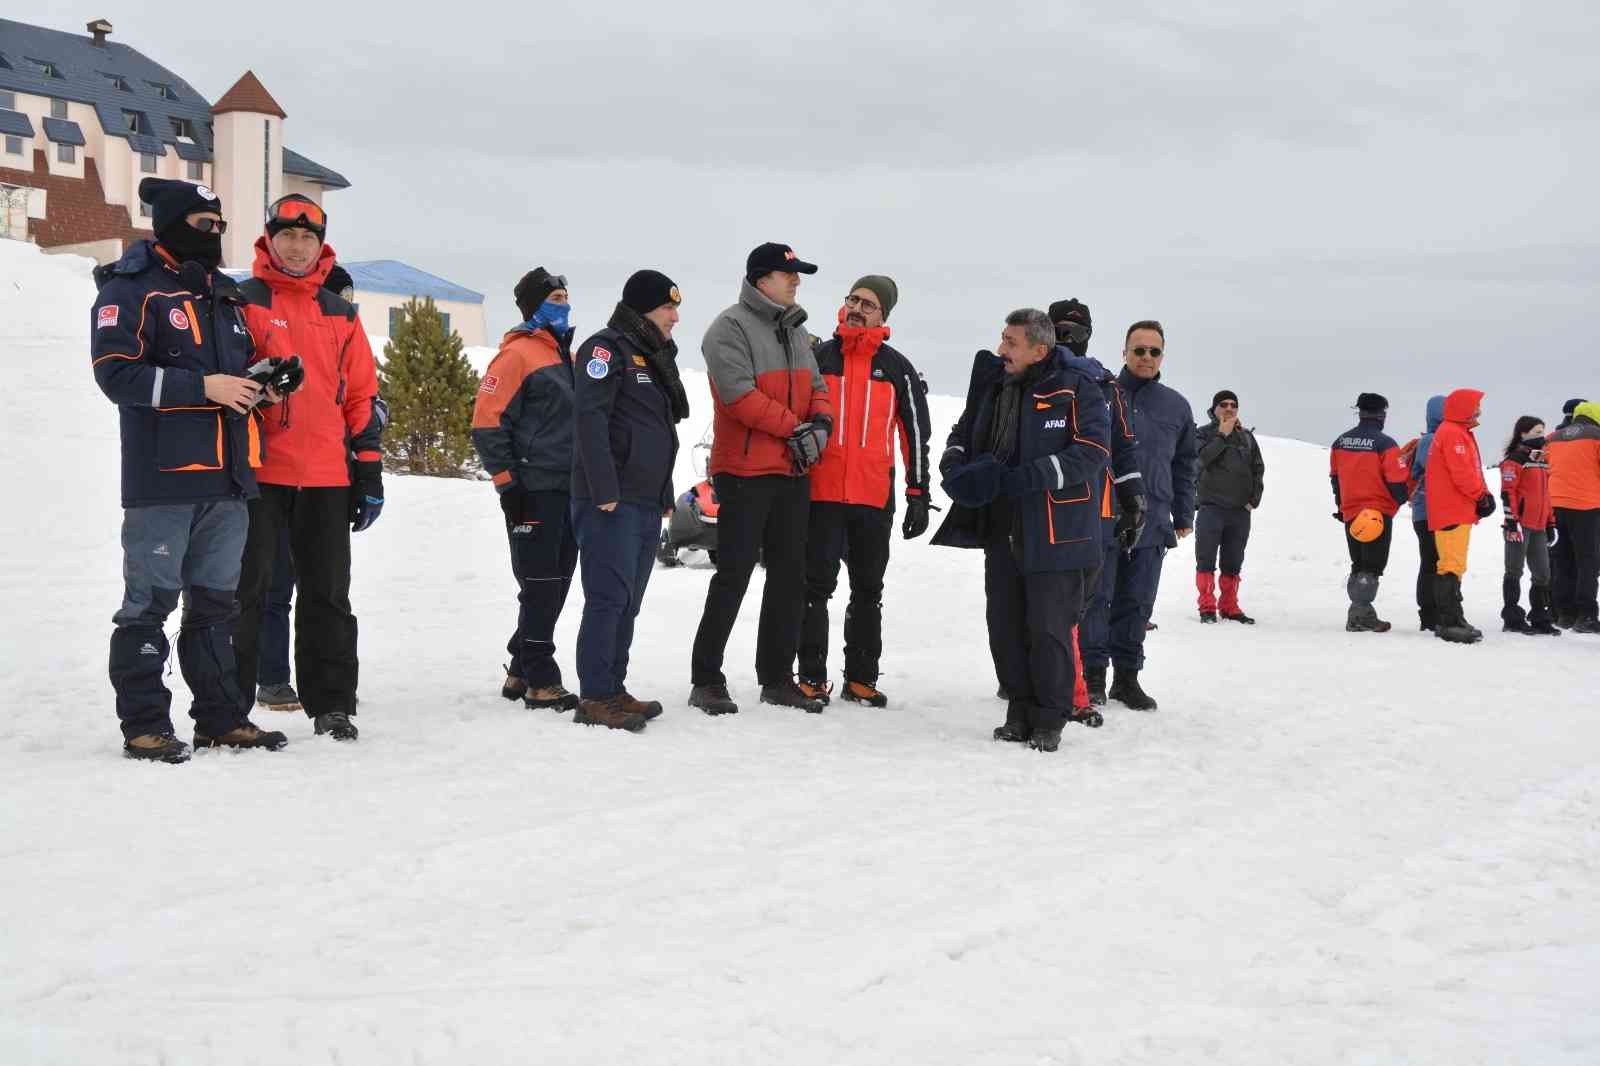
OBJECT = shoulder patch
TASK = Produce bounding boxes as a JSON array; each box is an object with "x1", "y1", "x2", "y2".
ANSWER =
[
  {"x1": 480, "y1": 374, "x2": 499, "y2": 395},
  {"x1": 592, "y1": 346, "x2": 612, "y2": 363},
  {"x1": 97, "y1": 305, "x2": 119, "y2": 329},
  {"x1": 169, "y1": 307, "x2": 190, "y2": 332},
  {"x1": 586, "y1": 358, "x2": 610, "y2": 380}
]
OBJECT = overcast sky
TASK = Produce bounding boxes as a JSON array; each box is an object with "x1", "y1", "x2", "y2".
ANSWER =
[{"x1": 19, "y1": 1, "x2": 1600, "y2": 444}]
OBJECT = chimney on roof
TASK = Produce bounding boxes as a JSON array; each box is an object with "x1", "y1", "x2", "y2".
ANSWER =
[{"x1": 87, "y1": 19, "x2": 113, "y2": 46}]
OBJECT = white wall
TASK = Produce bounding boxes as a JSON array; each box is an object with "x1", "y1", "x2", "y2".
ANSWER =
[
  {"x1": 42, "y1": 237, "x2": 122, "y2": 264},
  {"x1": 356, "y1": 291, "x2": 487, "y2": 348},
  {"x1": 212, "y1": 110, "x2": 284, "y2": 269}
]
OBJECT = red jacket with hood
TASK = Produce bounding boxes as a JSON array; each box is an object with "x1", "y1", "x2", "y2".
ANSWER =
[
  {"x1": 238, "y1": 238, "x2": 383, "y2": 487},
  {"x1": 1424, "y1": 388, "x2": 1489, "y2": 531}
]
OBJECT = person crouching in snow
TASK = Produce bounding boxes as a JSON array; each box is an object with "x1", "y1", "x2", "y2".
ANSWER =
[
  {"x1": 1193, "y1": 389, "x2": 1264, "y2": 623},
  {"x1": 1499, "y1": 415, "x2": 1560, "y2": 635},
  {"x1": 933, "y1": 309, "x2": 1111, "y2": 753},
  {"x1": 1424, "y1": 389, "x2": 1495, "y2": 644}
]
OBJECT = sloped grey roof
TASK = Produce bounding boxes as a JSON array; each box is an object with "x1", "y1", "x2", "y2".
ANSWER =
[
  {"x1": 283, "y1": 147, "x2": 349, "y2": 189},
  {"x1": 0, "y1": 108, "x2": 33, "y2": 137},
  {"x1": 42, "y1": 116, "x2": 84, "y2": 145}
]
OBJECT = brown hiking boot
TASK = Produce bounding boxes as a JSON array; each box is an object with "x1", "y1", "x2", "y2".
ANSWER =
[
  {"x1": 796, "y1": 677, "x2": 833, "y2": 705},
  {"x1": 194, "y1": 721, "x2": 288, "y2": 751},
  {"x1": 618, "y1": 689, "x2": 663, "y2": 720},
  {"x1": 840, "y1": 680, "x2": 888, "y2": 708},
  {"x1": 574, "y1": 696, "x2": 647, "y2": 733},
  {"x1": 501, "y1": 665, "x2": 528, "y2": 702},
  {"x1": 525, "y1": 684, "x2": 580, "y2": 711},
  {"x1": 123, "y1": 733, "x2": 190, "y2": 764}
]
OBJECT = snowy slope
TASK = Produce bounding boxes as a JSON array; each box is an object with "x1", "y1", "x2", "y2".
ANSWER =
[{"x1": 1, "y1": 240, "x2": 1596, "y2": 1066}]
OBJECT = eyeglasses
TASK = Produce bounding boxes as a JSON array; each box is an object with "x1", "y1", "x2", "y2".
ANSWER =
[
  {"x1": 267, "y1": 195, "x2": 326, "y2": 231},
  {"x1": 843, "y1": 294, "x2": 881, "y2": 314},
  {"x1": 1130, "y1": 346, "x2": 1164, "y2": 357},
  {"x1": 190, "y1": 217, "x2": 227, "y2": 234}
]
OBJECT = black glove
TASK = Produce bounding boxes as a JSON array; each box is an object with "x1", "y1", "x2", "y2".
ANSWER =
[
  {"x1": 902, "y1": 494, "x2": 935, "y2": 540},
  {"x1": 939, "y1": 446, "x2": 966, "y2": 479},
  {"x1": 1504, "y1": 517, "x2": 1522, "y2": 544},
  {"x1": 350, "y1": 459, "x2": 385, "y2": 533},
  {"x1": 1474, "y1": 493, "x2": 1496, "y2": 519},
  {"x1": 246, "y1": 355, "x2": 305, "y2": 398},
  {"x1": 787, "y1": 418, "x2": 830, "y2": 473},
  {"x1": 1115, "y1": 492, "x2": 1148, "y2": 552}
]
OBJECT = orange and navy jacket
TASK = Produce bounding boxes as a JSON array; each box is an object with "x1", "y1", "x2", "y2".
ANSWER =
[
  {"x1": 471, "y1": 325, "x2": 575, "y2": 494},
  {"x1": 237, "y1": 239, "x2": 382, "y2": 488},
  {"x1": 702, "y1": 280, "x2": 834, "y2": 478},
  {"x1": 1500, "y1": 449, "x2": 1553, "y2": 531},
  {"x1": 1545, "y1": 407, "x2": 1600, "y2": 512},
  {"x1": 1424, "y1": 389, "x2": 1488, "y2": 531},
  {"x1": 90, "y1": 239, "x2": 262, "y2": 507},
  {"x1": 809, "y1": 316, "x2": 931, "y2": 509},
  {"x1": 1329, "y1": 416, "x2": 1409, "y2": 520}
]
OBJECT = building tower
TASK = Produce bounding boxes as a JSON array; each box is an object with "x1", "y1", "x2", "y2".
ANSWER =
[{"x1": 209, "y1": 70, "x2": 286, "y2": 269}]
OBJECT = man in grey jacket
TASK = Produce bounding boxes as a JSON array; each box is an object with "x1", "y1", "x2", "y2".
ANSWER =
[{"x1": 688, "y1": 243, "x2": 835, "y2": 716}]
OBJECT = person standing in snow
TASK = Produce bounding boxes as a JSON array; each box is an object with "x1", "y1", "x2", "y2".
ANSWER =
[
  {"x1": 1405, "y1": 395, "x2": 1446, "y2": 631},
  {"x1": 470, "y1": 268, "x2": 581, "y2": 713},
  {"x1": 794, "y1": 275, "x2": 933, "y2": 708},
  {"x1": 1424, "y1": 388, "x2": 1495, "y2": 644},
  {"x1": 933, "y1": 309, "x2": 1111, "y2": 752},
  {"x1": 1548, "y1": 397, "x2": 1588, "y2": 627},
  {"x1": 1544, "y1": 400, "x2": 1600, "y2": 633},
  {"x1": 688, "y1": 243, "x2": 835, "y2": 716},
  {"x1": 1330, "y1": 392, "x2": 1411, "y2": 633},
  {"x1": 1078, "y1": 321, "x2": 1196, "y2": 712},
  {"x1": 1192, "y1": 389, "x2": 1264, "y2": 624},
  {"x1": 569, "y1": 271, "x2": 690, "y2": 732},
  {"x1": 1498, "y1": 415, "x2": 1560, "y2": 635},
  {"x1": 91, "y1": 178, "x2": 288, "y2": 762}
]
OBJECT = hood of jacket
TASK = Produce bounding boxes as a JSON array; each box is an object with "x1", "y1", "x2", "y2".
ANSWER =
[
  {"x1": 1442, "y1": 388, "x2": 1484, "y2": 426},
  {"x1": 1425, "y1": 394, "x2": 1446, "y2": 432},
  {"x1": 1058, "y1": 348, "x2": 1112, "y2": 384},
  {"x1": 1574, "y1": 401, "x2": 1600, "y2": 426}
]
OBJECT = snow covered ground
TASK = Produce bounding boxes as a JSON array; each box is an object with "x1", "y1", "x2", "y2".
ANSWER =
[{"x1": 1, "y1": 240, "x2": 1596, "y2": 1065}]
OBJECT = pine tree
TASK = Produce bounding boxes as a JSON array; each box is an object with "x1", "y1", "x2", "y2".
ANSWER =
[{"x1": 378, "y1": 298, "x2": 479, "y2": 476}]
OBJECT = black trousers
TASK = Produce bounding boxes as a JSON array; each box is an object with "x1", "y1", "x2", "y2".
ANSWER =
[
  {"x1": 799, "y1": 502, "x2": 893, "y2": 685},
  {"x1": 691, "y1": 473, "x2": 810, "y2": 687},
  {"x1": 1554, "y1": 507, "x2": 1600, "y2": 617},
  {"x1": 1550, "y1": 512, "x2": 1577, "y2": 615},
  {"x1": 504, "y1": 489, "x2": 579, "y2": 689},
  {"x1": 1413, "y1": 520, "x2": 1440, "y2": 627},
  {"x1": 236, "y1": 484, "x2": 357, "y2": 718},
  {"x1": 1346, "y1": 513, "x2": 1394, "y2": 575},
  {"x1": 985, "y1": 536, "x2": 1085, "y2": 733},
  {"x1": 257, "y1": 525, "x2": 295, "y2": 686},
  {"x1": 1194, "y1": 506, "x2": 1251, "y2": 575}
]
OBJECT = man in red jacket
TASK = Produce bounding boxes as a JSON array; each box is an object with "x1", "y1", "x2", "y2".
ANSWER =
[
  {"x1": 1330, "y1": 392, "x2": 1411, "y2": 632},
  {"x1": 1425, "y1": 388, "x2": 1495, "y2": 644},
  {"x1": 795, "y1": 275, "x2": 932, "y2": 707},
  {"x1": 233, "y1": 195, "x2": 385, "y2": 741}
]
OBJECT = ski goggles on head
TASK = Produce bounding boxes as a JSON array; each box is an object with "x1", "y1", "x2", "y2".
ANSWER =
[{"x1": 266, "y1": 195, "x2": 326, "y2": 233}]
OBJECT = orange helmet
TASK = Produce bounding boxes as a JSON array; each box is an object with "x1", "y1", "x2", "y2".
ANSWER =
[{"x1": 1348, "y1": 508, "x2": 1386, "y2": 543}]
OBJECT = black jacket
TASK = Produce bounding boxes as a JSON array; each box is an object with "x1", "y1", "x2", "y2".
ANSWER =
[
  {"x1": 571, "y1": 309, "x2": 683, "y2": 510},
  {"x1": 1195, "y1": 418, "x2": 1265, "y2": 510},
  {"x1": 91, "y1": 241, "x2": 261, "y2": 507}
]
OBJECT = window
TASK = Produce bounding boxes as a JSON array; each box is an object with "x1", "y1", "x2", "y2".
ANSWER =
[
  {"x1": 171, "y1": 117, "x2": 197, "y2": 140},
  {"x1": 102, "y1": 72, "x2": 130, "y2": 92},
  {"x1": 56, "y1": 143, "x2": 75, "y2": 164},
  {"x1": 140, "y1": 152, "x2": 156, "y2": 173},
  {"x1": 27, "y1": 58, "x2": 62, "y2": 79},
  {"x1": 50, "y1": 99, "x2": 67, "y2": 119},
  {"x1": 122, "y1": 110, "x2": 146, "y2": 134},
  {"x1": 187, "y1": 160, "x2": 203, "y2": 180},
  {"x1": 3, "y1": 136, "x2": 21, "y2": 156},
  {"x1": 0, "y1": 90, "x2": 14, "y2": 111},
  {"x1": 148, "y1": 82, "x2": 177, "y2": 102},
  {"x1": 441, "y1": 312, "x2": 451, "y2": 335},
  {"x1": 389, "y1": 307, "x2": 405, "y2": 335}
]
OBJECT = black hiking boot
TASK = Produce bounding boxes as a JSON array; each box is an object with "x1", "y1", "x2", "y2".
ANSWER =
[
  {"x1": 256, "y1": 683, "x2": 302, "y2": 712},
  {"x1": 1556, "y1": 611, "x2": 1580, "y2": 629},
  {"x1": 618, "y1": 690, "x2": 664, "y2": 720},
  {"x1": 194, "y1": 721, "x2": 289, "y2": 751},
  {"x1": 314, "y1": 711, "x2": 359, "y2": 741},
  {"x1": 575, "y1": 696, "x2": 647, "y2": 732},
  {"x1": 1109, "y1": 667, "x2": 1158, "y2": 711},
  {"x1": 501, "y1": 666, "x2": 527, "y2": 702},
  {"x1": 1067, "y1": 706, "x2": 1104, "y2": 728},
  {"x1": 1502, "y1": 615, "x2": 1536, "y2": 634},
  {"x1": 760, "y1": 679, "x2": 825, "y2": 713},
  {"x1": 992, "y1": 700, "x2": 1031, "y2": 743},
  {"x1": 1221, "y1": 610, "x2": 1256, "y2": 625},
  {"x1": 123, "y1": 733, "x2": 190, "y2": 764},
  {"x1": 688, "y1": 683, "x2": 739, "y2": 716},
  {"x1": 1028, "y1": 725, "x2": 1063, "y2": 753},
  {"x1": 1083, "y1": 666, "x2": 1107, "y2": 707},
  {"x1": 1199, "y1": 610, "x2": 1218, "y2": 623},
  {"x1": 524, "y1": 685, "x2": 580, "y2": 711},
  {"x1": 840, "y1": 680, "x2": 888, "y2": 708},
  {"x1": 1435, "y1": 624, "x2": 1483, "y2": 644}
]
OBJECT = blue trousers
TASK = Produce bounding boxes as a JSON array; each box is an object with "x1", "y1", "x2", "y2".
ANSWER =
[
  {"x1": 572, "y1": 500, "x2": 662, "y2": 700},
  {"x1": 1080, "y1": 542, "x2": 1167, "y2": 672}
]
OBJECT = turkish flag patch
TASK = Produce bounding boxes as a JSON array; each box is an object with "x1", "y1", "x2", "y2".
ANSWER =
[
  {"x1": 97, "y1": 305, "x2": 119, "y2": 329},
  {"x1": 593, "y1": 347, "x2": 612, "y2": 363},
  {"x1": 168, "y1": 308, "x2": 190, "y2": 332},
  {"x1": 480, "y1": 374, "x2": 499, "y2": 395}
]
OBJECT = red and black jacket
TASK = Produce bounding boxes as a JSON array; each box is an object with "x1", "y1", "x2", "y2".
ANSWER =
[
  {"x1": 1501, "y1": 449, "x2": 1553, "y2": 531},
  {"x1": 809, "y1": 321, "x2": 931, "y2": 510},
  {"x1": 1330, "y1": 416, "x2": 1410, "y2": 520}
]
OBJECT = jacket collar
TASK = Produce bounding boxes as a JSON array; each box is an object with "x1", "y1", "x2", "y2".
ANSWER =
[
  {"x1": 739, "y1": 278, "x2": 808, "y2": 329},
  {"x1": 251, "y1": 235, "x2": 336, "y2": 294},
  {"x1": 1117, "y1": 365, "x2": 1161, "y2": 391}
]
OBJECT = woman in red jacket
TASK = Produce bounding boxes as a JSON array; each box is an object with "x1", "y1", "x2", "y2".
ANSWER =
[
  {"x1": 1499, "y1": 415, "x2": 1560, "y2": 635},
  {"x1": 1424, "y1": 388, "x2": 1495, "y2": 644}
]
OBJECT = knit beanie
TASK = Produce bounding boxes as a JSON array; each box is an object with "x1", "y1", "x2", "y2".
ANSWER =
[
  {"x1": 1356, "y1": 392, "x2": 1389, "y2": 415},
  {"x1": 849, "y1": 275, "x2": 898, "y2": 320},
  {"x1": 1212, "y1": 390, "x2": 1238, "y2": 410},
  {"x1": 622, "y1": 270, "x2": 681, "y2": 315},
  {"x1": 514, "y1": 268, "x2": 566, "y2": 321},
  {"x1": 139, "y1": 177, "x2": 222, "y2": 240}
]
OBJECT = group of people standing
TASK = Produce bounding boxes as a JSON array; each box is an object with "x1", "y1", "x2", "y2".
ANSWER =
[{"x1": 1330, "y1": 392, "x2": 1600, "y2": 642}]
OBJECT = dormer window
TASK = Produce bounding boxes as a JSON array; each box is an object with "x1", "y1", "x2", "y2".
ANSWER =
[
  {"x1": 26, "y1": 58, "x2": 64, "y2": 79},
  {"x1": 122, "y1": 110, "x2": 146, "y2": 134},
  {"x1": 171, "y1": 116, "x2": 197, "y2": 141},
  {"x1": 101, "y1": 72, "x2": 130, "y2": 92},
  {"x1": 148, "y1": 82, "x2": 178, "y2": 102}
]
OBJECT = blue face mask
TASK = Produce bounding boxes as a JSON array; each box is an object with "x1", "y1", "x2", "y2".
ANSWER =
[{"x1": 528, "y1": 300, "x2": 571, "y2": 334}]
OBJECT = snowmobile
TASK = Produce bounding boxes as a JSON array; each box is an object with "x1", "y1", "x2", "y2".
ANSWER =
[{"x1": 657, "y1": 428, "x2": 721, "y2": 567}]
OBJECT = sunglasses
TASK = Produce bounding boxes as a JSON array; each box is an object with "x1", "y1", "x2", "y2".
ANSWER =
[
  {"x1": 268, "y1": 196, "x2": 326, "y2": 230},
  {"x1": 843, "y1": 294, "x2": 881, "y2": 314},
  {"x1": 190, "y1": 217, "x2": 227, "y2": 234},
  {"x1": 1130, "y1": 346, "x2": 1164, "y2": 357}
]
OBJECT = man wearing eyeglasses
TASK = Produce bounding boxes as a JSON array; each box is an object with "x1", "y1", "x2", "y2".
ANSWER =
[
  {"x1": 232, "y1": 194, "x2": 384, "y2": 743},
  {"x1": 1193, "y1": 390, "x2": 1265, "y2": 623},
  {"x1": 90, "y1": 178, "x2": 287, "y2": 762},
  {"x1": 1079, "y1": 320, "x2": 1197, "y2": 712},
  {"x1": 794, "y1": 276, "x2": 932, "y2": 708}
]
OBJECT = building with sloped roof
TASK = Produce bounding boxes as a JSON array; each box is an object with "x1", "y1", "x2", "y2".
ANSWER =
[
  {"x1": 343, "y1": 260, "x2": 488, "y2": 348},
  {"x1": 0, "y1": 16, "x2": 348, "y2": 266}
]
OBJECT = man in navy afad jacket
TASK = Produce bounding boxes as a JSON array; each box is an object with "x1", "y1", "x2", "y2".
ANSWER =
[
  {"x1": 933, "y1": 309, "x2": 1111, "y2": 753},
  {"x1": 90, "y1": 179, "x2": 288, "y2": 763},
  {"x1": 1079, "y1": 320, "x2": 1198, "y2": 712}
]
